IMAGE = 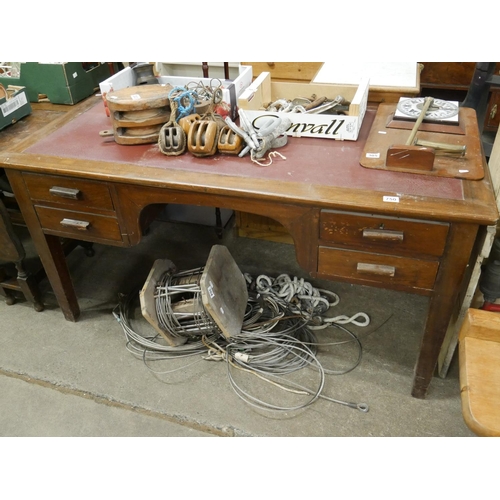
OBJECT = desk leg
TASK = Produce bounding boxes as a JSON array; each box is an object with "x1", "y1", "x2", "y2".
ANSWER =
[
  {"x1": 411, "y1": 223, "x2": 478, "y2": 398},
  {"x1": 5, "y1": 170, "x2": 81, "y2": 321},
  {"x1": 42, "y1": 234, "x2": 80, "y2": 321}
]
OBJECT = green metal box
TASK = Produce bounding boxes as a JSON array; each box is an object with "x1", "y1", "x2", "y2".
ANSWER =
[
  {"x1": 0, "y1": 63, "x2": 112, "y2": 105},
  {"x1": 0, "y1": 87, "x2": 32, "y2": 131}
]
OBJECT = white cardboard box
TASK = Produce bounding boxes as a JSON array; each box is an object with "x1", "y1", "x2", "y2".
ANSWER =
[
  {"x1": 237, "y1": 72, "x2": 370, "y2": 141},
  {"x1": 155, "y1": 62, "x2": 241, "y2": 79},
  {"x1": 313, "y1": 62, "x2": 419, "y2": 90},
  {"x1": 99, "y1": 63, "x2": 253, "y2": 121}
]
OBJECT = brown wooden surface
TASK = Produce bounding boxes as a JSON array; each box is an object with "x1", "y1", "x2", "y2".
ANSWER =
[
  {"x1": 241, "y1": 62, "x2": 323, "y2": 82},
  {"x1": 419, "y1": 62, "x2": 500, "y2": 91},
  {"x1": 361, "y1": 104, "x2": 484, "y2": 180},
  {"x1": 23, "y1": 173, "x2": 115, "y2": 211},
  {"x1": 459, "y1": 308, "x2": 500, "y2": 436},
  {"x1": 0, "y1": 197, "x2": 24, "y2": 262},
  {"x1": 419, "y1": 62, "x2": 500, "y2": 134},
  {"x1": 318, "y1": 246, "x2": 439, "y2": 292},
  {"x1": 35, "y1": 206, "x2": 122, "y2": 243},
  {"x1": 5, "y1": 102, "x2": 497, "y2": 224},
  {"x1": 0, "y1": 103, "x2": 73, "y2": 151},
  {"x1": 411, "y1": 222, "x2": 479, "y2": 398},
  {"x1": 319, "y1": 210, "x2": 449, "y2": 258},
  {"x1": 1, "y1": 95, "x2": 499, "y2": 400},
  {"x1": 0, "y1": 101, "x2": 91, "y2": 312},
  {"x1": 235, "y1": 211, "x2": 293, "y2": 244},
  {"x1": 486, "y1": 91, "x2": 500, "y2": 132}
]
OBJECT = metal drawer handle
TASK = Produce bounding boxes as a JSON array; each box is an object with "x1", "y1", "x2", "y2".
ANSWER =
[
  {"x1": 357, "y1": 263, "x2": 395, "y2": 277},
  {"x1": 362, "y1": 228, "x2": 404, "y2": 241},
  {"x1": 49, "y1": 186, "x2": 82, "y2": 200},
  {"x1": 60, "y1": 218, "x2": 90, "y2": 230}
]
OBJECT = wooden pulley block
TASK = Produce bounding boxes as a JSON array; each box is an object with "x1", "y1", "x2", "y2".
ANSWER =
[
  {"x1": 178, "y1": 114, "x2": 201, "y2": 136},
  {"x1": 217, "y1": 125, "x2": 244, "y2": 155},
  {"x1": 103, "y1": 84, "x2": 175, "y2": 145},
  {"x1": 105, "y1": 84, "x2": 173, "y2": 112},
  {"x1": 158, "y1": 121, "x2": 186, "y2": 156},
  {"x1": 112, "y1": 107, "x2": 171, "y2": 128},
  {"x1": 100, "y1": 124, "x2": 165, "y2": 145},
  {"x1": 188, "y1": 120, "x2": 219, "y2": 157}
]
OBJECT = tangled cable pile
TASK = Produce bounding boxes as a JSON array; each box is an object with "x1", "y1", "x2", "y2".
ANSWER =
[{"x1": 113, "y1": 271, "x2": 371, "y2": 413}]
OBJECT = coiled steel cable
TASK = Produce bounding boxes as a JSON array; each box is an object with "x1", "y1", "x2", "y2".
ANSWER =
[{"x1": 114, "y1": 268, "x2": 370, "y2": 412}]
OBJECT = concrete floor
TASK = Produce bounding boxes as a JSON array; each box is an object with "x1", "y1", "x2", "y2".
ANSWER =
[{"x1": 0, "y1": 214, "x2": 475, "y2": 438}]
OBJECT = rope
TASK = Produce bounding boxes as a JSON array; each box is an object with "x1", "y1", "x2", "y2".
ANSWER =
[
  {"x1": 168, "y1": 87, "x2": 197, "y2": 119},
  {"x1": 251, "y1": 150, "x2": 286, "y2": 167}
]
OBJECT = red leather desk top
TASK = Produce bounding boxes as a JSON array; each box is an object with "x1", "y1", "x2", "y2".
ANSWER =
[{"x1": 25, "y1": 102, "x2": 464, "y2": 201}]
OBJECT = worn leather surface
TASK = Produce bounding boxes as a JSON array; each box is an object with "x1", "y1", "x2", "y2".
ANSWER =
[{"x1": 25, "y1": 102, "x2": 464, "y2": 200}]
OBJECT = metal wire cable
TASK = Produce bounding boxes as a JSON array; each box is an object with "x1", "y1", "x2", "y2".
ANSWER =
[
  {"x1": 113, "y1": 290, "x2": 218, "y2": 356},
  {"x1": 113, "y1": 268, "x2": 371, "y2": 413},
  {"x1": 154, "y1": 267, "x2": 221, "y2": 339}
]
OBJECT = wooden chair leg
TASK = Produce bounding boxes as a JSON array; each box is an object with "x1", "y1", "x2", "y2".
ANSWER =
[
  {"x1": 15, "y1": 261, "x2": 44, "y2": 312},
  {"x1": 0, "y1": 267, "x2": 16, "y2": 305},
  {"x1": 0, "y1": 279, "x2": 16, "y2": 306},
  {"x1": 0, "y1": 287, "x2": 16, "y2": 305}
]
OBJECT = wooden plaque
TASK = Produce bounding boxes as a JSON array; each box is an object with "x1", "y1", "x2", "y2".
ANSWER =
[{"x1": 360, "y1": 104, "x2": 485, "y2": 180}]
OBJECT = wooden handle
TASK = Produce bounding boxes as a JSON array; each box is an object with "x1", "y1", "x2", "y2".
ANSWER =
[
  {"x1": 49, "y1": 186, "x2": 82, "y2": 199},
  {"x1": 60, "y1": 218, "x2": 90, "y2": 230},
  {"x1": 304, "y1": 96, "x2": 327, "y2": 111},
  {"x1": 357, "y1": 263, "x2": 396, "y2": 277},
  {"x1": 362, "y1": 228, "x2": 404, "y2": 241},
  {"x1": 406, "y1": 97, "x2": 434, "y2": 146}
]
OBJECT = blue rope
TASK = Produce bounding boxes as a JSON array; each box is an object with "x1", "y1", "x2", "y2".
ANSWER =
[{"x1": 168, "y1": 87, "x2": 197, "y2": 119}]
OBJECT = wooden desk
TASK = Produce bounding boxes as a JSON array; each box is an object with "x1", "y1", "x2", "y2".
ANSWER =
[{"x1": 1, "y1": 96, "x2": 498, "y2": 399}]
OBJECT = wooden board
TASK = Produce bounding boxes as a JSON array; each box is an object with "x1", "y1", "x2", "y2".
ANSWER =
[
  {"x1": 360, "y1": 104, "x2": 485, "y2": 180},
  {"x1": 459, "y1": 308, "x2": 500, "y2": 436},
  {"x1": 139, "y1": 258, "x2": 188, "y2": 347},
  {"x1": 235, "y1": 212, "x2": 294, "y2": 244},
  {"x1": 200, "y1": 245, "x2": 248, "y2": 339},
  {"x1": 241, "y1": 62, "x2": 323, "y2": 82}
]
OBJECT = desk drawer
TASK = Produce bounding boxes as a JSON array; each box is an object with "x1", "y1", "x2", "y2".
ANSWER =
[
  {"x1": 318, "y1": 246, "x2": 439, "y2": 290},
  {"x1": 320, "y1": 210, "x2": 449, "y2": 257},
  {"x1": 35, "y1": 206, "x2": 122, "y2": 242},
  {"x1": 23, "y1": 173, "x2": 114, "y2": 212}
]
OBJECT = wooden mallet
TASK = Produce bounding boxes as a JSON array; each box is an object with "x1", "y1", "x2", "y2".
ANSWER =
[{"x1": 386, "y1": 96, "x2": 436, "y2": 171}]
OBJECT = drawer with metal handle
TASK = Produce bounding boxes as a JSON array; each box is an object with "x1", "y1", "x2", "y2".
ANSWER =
[
  {"x1": 319, "y1": 210, "x2": 449, "y2": 258},
  {"x1": 317, "y1": 246, "x2": 439, "y2": 292},
  {"x1": 35, "y1": 206, "x2": 122, "y2": 243},
  {"x1": 22, "y1": 172, "x2": 114, "y2": 211}
]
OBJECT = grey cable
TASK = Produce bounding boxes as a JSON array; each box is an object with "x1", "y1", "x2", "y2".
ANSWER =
[{"x1": 113, "y1": 270, "x2": 370, "y2": 413}]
